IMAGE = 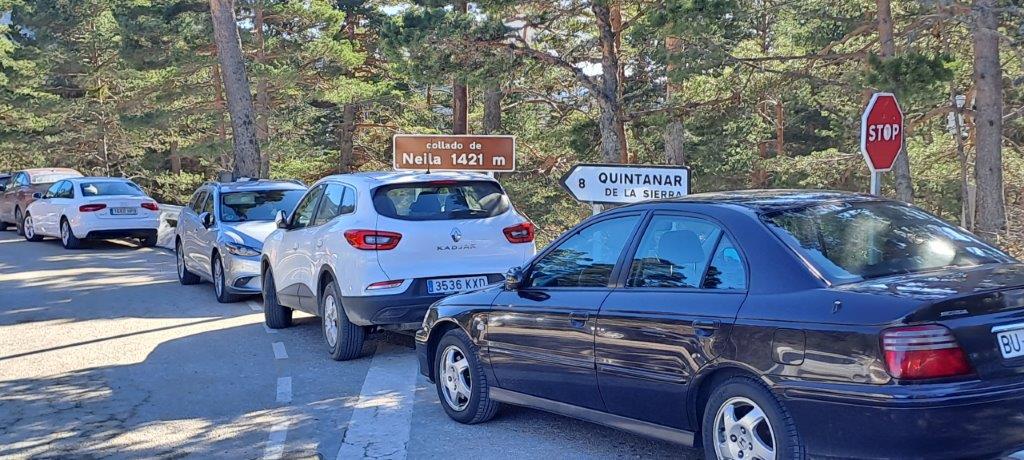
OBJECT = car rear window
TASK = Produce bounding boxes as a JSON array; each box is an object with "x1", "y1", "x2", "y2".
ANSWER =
[
  {"x1": 372, "y1": 180, "x2": 510, "y2": 221},
  {"x1": 80, "y1": 181, "x2": 146, "y2": 197},
  {"x1": 764, "y1": 201, "x2": 1014, "y2": 284},
  {"x1": 220, "y1": 189, "x2": 306, "y2": 223}
]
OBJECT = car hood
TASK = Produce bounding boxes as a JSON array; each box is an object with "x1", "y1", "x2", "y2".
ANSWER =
[
  {"x1": 835, "y1": 263, "x2": 1024, "y2": 301},
  {"x1": 220, "y1": 221, "x2": 278, "y2": 249}
]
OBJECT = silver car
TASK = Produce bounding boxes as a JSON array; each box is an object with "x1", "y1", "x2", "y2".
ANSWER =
[{"x1": 174, "y1": 179, "x2": 307, "y2": 303}]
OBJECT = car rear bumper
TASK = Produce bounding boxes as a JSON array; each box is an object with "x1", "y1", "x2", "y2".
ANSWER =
[
  {"x1": 778, "y1": 379, "x2": 1024, "y2": 459},
  {"x1": 83, "y1": 228, "x2": 158, "y2": 240},
  {"x1": 342, "y1": 274, "x2": 503, "y2": 327}
]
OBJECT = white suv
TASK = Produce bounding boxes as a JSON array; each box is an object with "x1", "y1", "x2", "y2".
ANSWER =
[{"x1": 260, "y1": 172, "x2": 536, "y2": 360}]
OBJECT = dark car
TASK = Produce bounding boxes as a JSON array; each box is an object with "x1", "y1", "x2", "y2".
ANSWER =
[
  {"x1": 0, "y1": 168, "x2": 83, "y2": 234},
  {"x1": 415, "y1": 190, "x2": 1024, "y2": 460}
]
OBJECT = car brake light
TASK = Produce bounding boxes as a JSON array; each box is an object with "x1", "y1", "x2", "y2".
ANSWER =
[
  {"x1": 367, "y1": 280, "x2": 404, "y2": 290},
  {"x1": 79, "y1": 204, "x2": 107, "y2": 212},
  {"x1": 881, "y1": 325, "x2": 973, "y2": 380},
  {"x1": 428, "y1": 180, "x2": 458, "y2": 186},
  {"x1": 141, "y1": 202, "x2": 159, "y2": 211},
  {"x1": 503, "y1": 222, "x2": 535, "y2": 244},
  {"x1": 344, "y1": 229, "x2": 402, "y2": 250}
]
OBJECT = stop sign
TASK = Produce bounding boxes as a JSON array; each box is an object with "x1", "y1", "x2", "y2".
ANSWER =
[{"x1": 860, "y1": 92, "x2": 904, "y2": 172}]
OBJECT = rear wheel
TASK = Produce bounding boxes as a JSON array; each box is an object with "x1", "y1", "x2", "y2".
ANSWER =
[
  {"x1": 0, "y1": 220, "x2": 8, "y2": 231},
  {"x1": 213, "y1": 255, "x2": 243, "y2": 303},
  {"x1": 176, "y1": 241, "x2": 200, "y2": 285},
  {"x1": 140, "y1": 233, "x2": 158, "y2": 248},
  {"x1": 14, "y1": 207, "x2": 24, "y2": 236},
  {"x1": 321, "y1": 281, "x2": 365, "y2": 361},
  {"x1": 702, "y1": 377, "x2": 804, "y2": 460},
  {"x1": 60, "y1": 219, "x2": 82, "y2": 249},
  {"x1": 262, "y1": 269, "x2": 292, "y2": 329},
  {"x1": 434, "y1": 328, "x2": 500, "y2": 424},
  {"x1": 22, "y1": 213, "x2": 42, "y2": 242}
]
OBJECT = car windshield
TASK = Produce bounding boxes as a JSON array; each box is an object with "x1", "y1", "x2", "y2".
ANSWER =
[
  {"x1": 764, "y1": 201, "x2": 1014, "y2": 284},
  {"x1": 372, "y1": 180, "x2": 510, "y2": 221},
  {"x1": 220, "y1": 190, "x2": 305, "y2": 223},
  {"x1": 80, "y1": 181, "x2": 146, "y2": 197},
  {"x1": 32, "y1": 172, "x2": 81, "y2": 184}
]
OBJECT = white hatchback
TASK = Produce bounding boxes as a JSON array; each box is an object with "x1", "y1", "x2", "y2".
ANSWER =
[
  {"x1": 23, "y1": 177, "x2": 161, "y2": 249},
  {"x1": 260, "y1": 171, "x2": 536, "y2": 360}
]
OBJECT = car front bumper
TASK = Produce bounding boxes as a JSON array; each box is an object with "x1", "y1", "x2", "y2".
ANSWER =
[
  {"x1": 778, "y1": 378, "x2": 1024, "y2": 459},
  {"x1": 221, "y1": 253, "x2": 262, "y2": 294}
]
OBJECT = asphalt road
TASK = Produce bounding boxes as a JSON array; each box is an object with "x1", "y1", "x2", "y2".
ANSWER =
[{"x1": 0, "y1": 231, "x2": 696, "y2": 459}]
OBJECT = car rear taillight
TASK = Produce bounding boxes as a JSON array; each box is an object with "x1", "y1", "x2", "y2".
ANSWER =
[
  {"x1": 367, "y1": 280, "x2": 404, "y2": 290},
  {"x1": 141, "y1": 202, "x2": 159, "y2": 211},
  {"x1": 344, "y1": 229, "x2": 402, "y2": 250},
  {"x1": 79, "y1": 204, "x2": 107, "y2": 212},
  {"x1": 503, "y1": 222, "x2": 535, "y2": 244},
  {"x1": 881, "y1": 325, "x2": 973, "y2": 380}
]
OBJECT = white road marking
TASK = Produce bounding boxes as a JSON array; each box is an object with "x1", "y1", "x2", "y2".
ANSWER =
[
  {"x1": 337, "y1": 343, "x2": 418, "y2": 460},
  {"x1": 263, "y1": 323, "x2": 278, "y2": 334},
  {"x1": 276, "y1": 377, "x2": 292, "y2": 404},
  {"x1": 262, "y1": 421, "x2": 290, "y2": 460},
  {"x1": 272, "y1": 342, "x2": 288, "y2": 360},
  {"x1": 248, "y1": 300, "x2": 262, "y2": 312}
]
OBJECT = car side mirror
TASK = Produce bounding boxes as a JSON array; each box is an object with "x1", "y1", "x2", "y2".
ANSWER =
[
  {"x1": 199, "y1": 212, "x2": 215, "y2": 229},
  {"x1": 0, "y1": 184, "x2": 6, "y2": 192},
  {"x1": 32, "y1": 192, "x2": 43, "y2": 200},
  {"x1": 275, "y1": 210, "x2": 289, "y2": 230},
  {"x1": 505, "y1": 267, "x2": 524, "y2": 291}
]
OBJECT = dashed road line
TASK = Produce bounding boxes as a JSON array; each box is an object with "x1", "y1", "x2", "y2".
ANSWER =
[
  {"x1": 248, "y1": 300, "x2": 262, "y2": 312},
  {"x1": 336, "y1": 343, "x2": 418, "y2": 460},
  {"x1": 263, "y1": 324, "x2": 278, "y2": 334},
  {"x1": 272, "y1": 342, "x2": 288, "y2": 360},
  {"x1": 262, "y1": 421, "x2": 291, "y2": 460},
  {"x1": 276, "y1": 377, "x2": 293, "y2": 404}
]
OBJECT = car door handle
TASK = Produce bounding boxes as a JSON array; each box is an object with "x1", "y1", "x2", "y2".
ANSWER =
[
  {"x1": 569, "y1": 312, "x2": 589, "y2": 327},
  {"x1": 694, "y1": 320, "x2": 721, "y2": 337}
]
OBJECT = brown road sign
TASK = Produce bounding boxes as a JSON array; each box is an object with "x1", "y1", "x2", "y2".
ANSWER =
[{"x1": 392, "y1": 134, "x2": 516, "y2": 172}]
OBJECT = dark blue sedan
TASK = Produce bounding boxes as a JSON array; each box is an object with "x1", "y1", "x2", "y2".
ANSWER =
[{"x1": 415, "y1": 190, "x2": 1024, "y2": 459}]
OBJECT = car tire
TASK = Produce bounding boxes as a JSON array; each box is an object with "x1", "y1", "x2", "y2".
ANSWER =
[
  {"x1": 434, "y1": 328, "x2": 500, "y2": 424},
  {"x1": 321, "y1": 281, "x2": 366, "y2": 361},
  {"x1": 213, "y1": 255, "x2": 243, "y2": 303},
  {"x1": 60, "y1": 219, "x2": 82, "y2": 249},
  {"x1": 140, "y1": 233, "x2": 158, "y2": 248},
  {"x1": 702, "y1": 376, "x2": 804, "y2": 460},
  {"x1": 22, "y1": 213, "x2": 43, "y2": 242},
  {"x1": 0, "y1": 220, "x2": 8, "y2": 231},
  {"x1": 263, "y1": 269, "x2": 292, "y2": 329},
  {"x1": 14, "y1": 207, "x2": 24, "y2": 236},
  {"x1": 176, "y1": 241, "x2": 201, "y2": 285}
]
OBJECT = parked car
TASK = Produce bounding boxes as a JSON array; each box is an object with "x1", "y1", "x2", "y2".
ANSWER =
[
  {"x1": 416, "y1": 190, "x2": 1024, "y2": 460},
  {"x1": 0, "y1": 168, "x2": 83, "y2": 234},
  {"x1": 261, "y1": 171, "x2": 536, "y2": 360},
  {"x1": 175, "y1": 179, "x2": 307, "y2": 303},
  {"x1": 23, "y1": 177, "x2": 161, "y2": 248}
]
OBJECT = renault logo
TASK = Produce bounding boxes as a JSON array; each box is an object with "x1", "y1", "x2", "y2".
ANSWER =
[{"x1": 451, "y1": 228, "x2": 462, "y2": 243}]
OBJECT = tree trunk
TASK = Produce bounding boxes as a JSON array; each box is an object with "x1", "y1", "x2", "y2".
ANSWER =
[
  {"x1": 971, "y1": 0, "x2": 1006, "y2": 240},
  {"x1": 209, "y1": 0, "x2": 261, "y2": 179},
  {"x1": 664, "y1": 36, "x2": 685, "y2": 166},
  {"x1": 875, "y1": 0, "x2": 914, "y2": 202},
  {"x1": 593, "y1": 3, "x2": 625, "y2": 164},
  {"x1": 339, "y1": 103, "x2": 357, "y2": 173},
  {"x1": 452, "y1": 0, "x2": 469, "y2": 135},
  {"x1": 212, "y1": 64, "x2": 230, "y2": 171},
  {"x1": 610, "y1": 1, "x2": 628, "y2": 162},
  {"x1": 483, "y1": 84, "x2": 502, "y2": 134},
  {"x1": 169, "y1": 140, "x2": 182, "y2": 174},
  {"x1": 254, "y1": 0, "x2": 271, "y2": 178}
]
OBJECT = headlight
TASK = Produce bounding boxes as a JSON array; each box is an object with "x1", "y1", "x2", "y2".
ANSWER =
[{"x1": 225, "y1": 242, "x2": 261, "y2": 257}]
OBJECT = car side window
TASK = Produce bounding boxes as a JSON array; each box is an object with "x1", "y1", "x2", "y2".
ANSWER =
[
  {"x1": 313, "y1": 184, "x2": 355, "y2": 226},
  {"x1": 291, "y1": 184, "x2": 326, "y2": 229},
  {"x1": 626, "y1": 215, "x2": 722, "y2": 289},
  {"x1": 190, "y1": 191, "x2": 208, "y2": 213},
  {"x1": 43, "y1": 181, "x2": 63, "y2": 199},
  {"x1": 526, "y1": 215, "x2": 641, "y2": 288},
  {"x1": 16, "y1": 173, "x2": 29, "y2": 186},
  {"x1": 57, "y1": 181, "x2": 74, "y2": 199},
  {"x1": 702, "y1": 235, "x2": 747, "y2": 290},
  {"x1": 202, "y1": 192, "x2": 215, "y2": 215}
]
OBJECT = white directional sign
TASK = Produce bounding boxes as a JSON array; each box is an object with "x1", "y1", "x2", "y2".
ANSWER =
[{"x1": 561, "y1": 164, "x2": 691, "y2": 205}]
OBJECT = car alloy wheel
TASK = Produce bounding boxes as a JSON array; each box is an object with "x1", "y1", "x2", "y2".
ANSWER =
[
  {"x1": 177, "y1": 248, "x2": 186, "y2": 279},
  {"x1": 61, "y1": 222, "x2": 70, "y2": 246},
  {"x1": 23, "y1": 215, "x2": 35, "y2": 239},
  {"x1": 214, "y1": 259, "x2": 224, "y2": 297},
  {"x1": 713, "y1": 396, "x2": 776, "y2": 460},
  {"x1": 323, "y1": 294, "x2": 339, "y2": 348},
  {"x1": 438, "y1": 345, "x2": 473, "y2": 412}
]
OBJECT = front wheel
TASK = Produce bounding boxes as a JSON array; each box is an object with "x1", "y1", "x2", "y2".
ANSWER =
[
  {"x1": 702, "y1": 377, "x2": 804, "y2": 460},
  {"x1": 14, "y1": 208, "x2": 24, "y2": 236},
  {"x1": 434, "y1": 328, "x2": 500, "y2": 424},
  {"x1": 213, "y1": 255, "x2": 243, "y2": 303},
  {"x1": 60, "y1": 219, "x2": 82, "y2": 249},
  {"x1": 23, "y1": 213, "x2": 43, "y2": 242},
  {"x1": 321, "y1": 281, "x2": 365, "y2": 361}
]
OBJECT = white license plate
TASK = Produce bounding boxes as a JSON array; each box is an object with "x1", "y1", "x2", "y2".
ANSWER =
[
  {"x1": 996, "y1": 326, "x2": 1024, "y2": 359},
  {"x1": 110, "y1": 207, "x2": 137, "y2": 215},
  {"x1": 427, "y1": 276, "x2": 489, "y2": 294}
]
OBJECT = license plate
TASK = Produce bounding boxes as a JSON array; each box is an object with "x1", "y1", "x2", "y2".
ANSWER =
[
  {"x1": 427, "y1": 276, "x2": 489, "y2": 294},
  {"x1": 110, "y1": 207, "x2": 137, "y2": 215},
  {"x1": 995, "y1": 325, "x2": 1024, "y2": 359}
]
